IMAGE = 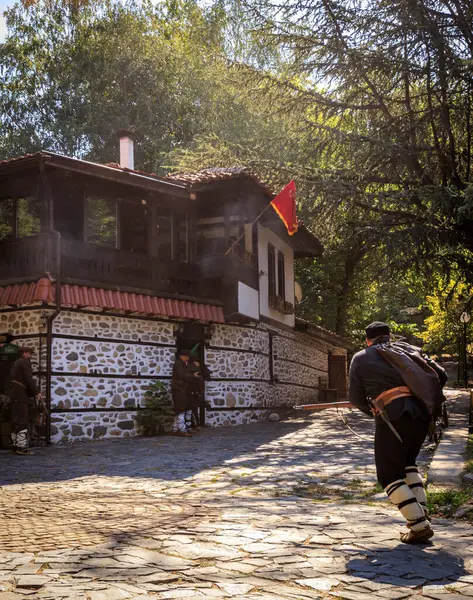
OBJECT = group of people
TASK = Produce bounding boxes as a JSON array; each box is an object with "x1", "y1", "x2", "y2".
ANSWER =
[
  {"x1": 1, "y1": 323, "x2": 451, "y2": 547},
  {"x1": 171, "y1": 348, "x2": 211, "y2": 437}
]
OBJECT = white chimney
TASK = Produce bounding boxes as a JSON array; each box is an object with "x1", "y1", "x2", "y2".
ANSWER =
[{"x1": 118, "y1": 129, "x2": 134, "y2": 170}]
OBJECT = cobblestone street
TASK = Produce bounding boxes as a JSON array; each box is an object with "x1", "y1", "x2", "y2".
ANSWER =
[{"x1": 0, "y1": 405, "x2": 472, "y2": 600}]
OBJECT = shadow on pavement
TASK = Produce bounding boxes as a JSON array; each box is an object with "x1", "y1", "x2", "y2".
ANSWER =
[
  {"x1": 0, "y1": 415, "x2": 376, "y2": 487},
  {"x1": 346, "y1": 545, "x2": 466, "y2": 586}
]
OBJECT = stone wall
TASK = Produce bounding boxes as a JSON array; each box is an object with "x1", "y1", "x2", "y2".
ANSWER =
[
  {"x1": 203, "y1": 323, "x2": 347, "y2": 428},
  {"x1": 0, "y1": 308, "x2": 347, "y2": 443}
]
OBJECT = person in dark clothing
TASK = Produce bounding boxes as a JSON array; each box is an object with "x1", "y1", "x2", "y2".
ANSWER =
[
  {"x1": 187, "y1": 359, "x2": 211, "y2": 431},
  {"x1": 349, "y1": 321, "x2": 447, "y2": 544},
  {"x1": 171, "y1": 349, "x2": 200, "y2": 437},
  {"x1": 9, "y1": 347, "x2": 42, "y2": 455}
]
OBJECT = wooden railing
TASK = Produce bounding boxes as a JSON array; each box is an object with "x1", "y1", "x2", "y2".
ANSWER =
[
  {"x1": 60, "y1": 239, "x2": 197, "y2": 294},
  {"x1": 0, "y1": 235, "x2": 198, "y2": 296},
  {"x1": 198, "y1": 237, "x2": 257, "y2": 269},
  {"x1": 0, "y1": 234, "x2": 53, "y2": 281}
]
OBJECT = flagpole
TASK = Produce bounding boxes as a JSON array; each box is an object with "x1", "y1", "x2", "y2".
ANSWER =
[{"x1": 224, "y1": 201, "x2": 274, "y2": 256}]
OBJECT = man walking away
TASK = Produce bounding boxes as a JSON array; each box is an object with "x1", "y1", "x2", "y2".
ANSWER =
[
  {"x1": 9, "y1": 347, "x2": 42, "y2": 455},
  {"x1": 348, "y1": 322, "x2": 447, "y2": 544},
  {"x1": 171, "y1": 349, "x2": 200, "y2": 437}
]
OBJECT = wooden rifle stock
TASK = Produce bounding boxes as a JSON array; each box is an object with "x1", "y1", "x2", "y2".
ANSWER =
[{"x1": 294, "y1": 401, "x2": 352, "y2": 411}]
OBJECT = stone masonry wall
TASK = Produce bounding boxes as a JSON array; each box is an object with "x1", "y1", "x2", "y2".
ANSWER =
[
  {"x1": 49, "y1": 311, "x2": 176, "y2": 443},
  {"x1": 0, "y1": 308, "x2": 347, "y2": 443}
]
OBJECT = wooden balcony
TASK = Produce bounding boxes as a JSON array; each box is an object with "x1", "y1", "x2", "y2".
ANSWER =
[
  {"x1": 0, "y1": 234, "x2": 52, "y2": 283},
  {"x1": 197, "y1": 238, "x2": 258, "y2": 289},
  {"x1": 0, "y1": 234, "x2": 199, "y2": 296}
]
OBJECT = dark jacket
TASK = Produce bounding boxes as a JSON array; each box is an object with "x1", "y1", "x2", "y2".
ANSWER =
[
  {"x1": 9, "y1": 357, "x2": 39, "y2": 398},
  {"x1": 171, "y1": 358, "x2": 196, "y2": 413},
  {"x1": 348, "y1": 339, "x2": 447, "y2": 424},
  {"x1": 187, "y1": 362, "x2": 211, "y2": 408},
  {"x1": 8, "y1": 357, "x2": 39, "y2": 430}
]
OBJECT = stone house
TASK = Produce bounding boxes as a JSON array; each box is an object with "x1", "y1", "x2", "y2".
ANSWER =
[{"x1": 0, "y1": 134, "x2": 351, "y2": 444}]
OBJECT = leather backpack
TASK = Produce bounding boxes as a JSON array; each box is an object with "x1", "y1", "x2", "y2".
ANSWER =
[{"x1": 376, "y1": 342, "x2": 446, "y2": 417}]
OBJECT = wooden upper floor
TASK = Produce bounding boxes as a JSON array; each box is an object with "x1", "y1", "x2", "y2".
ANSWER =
[{"x1": 0, "y1": 151, "x2": 322, "y2": 323}]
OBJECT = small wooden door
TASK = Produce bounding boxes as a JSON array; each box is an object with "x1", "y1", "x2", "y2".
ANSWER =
[{"x1": 328, "y1": 353, "x2": 347, "y2": 400}]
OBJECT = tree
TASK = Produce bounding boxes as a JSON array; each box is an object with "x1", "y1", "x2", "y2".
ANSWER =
[
  {"x1": 0, "y1": 0, "x2": 228, "y2": 171},
  {"x1": 223, "y1": 0, "x2": 473, "y2": 280}
]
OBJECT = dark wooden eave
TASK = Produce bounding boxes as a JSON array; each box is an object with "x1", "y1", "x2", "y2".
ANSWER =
[
  {"x1": 295, "y1": 317, "x2": 354, "y2": 350},
  {"x1": 0, "y1": 152, "x2": 191, "y2": 199}
]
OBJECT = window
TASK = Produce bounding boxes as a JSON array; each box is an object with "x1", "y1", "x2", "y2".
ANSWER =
[
  {"x1": 54, "y1": 189, "x2": 84, "y2": 240},
  {"x1": 268, "y1": 243, "x2": 276, "y2": 298},
  {"x1": 277, "y1": 250, "x2": 285, "y2": 299},
  {"x1": 87, "y1": 197, "x2": 117, "y2": 247},
  {"x1": 178, "y1": 213, "x2": 188, "y2": 262},
  {"x1": 120, "y1": 201, "x2": 148, "y2": 254},
  {"x1": 156, "y1": 208, "x2": 173, "y2": 261},
  {"x1": 0, "y1": 199, "x2": 13, "y2": 240},
  {"x1": 17, "y1": 197, "x2": 41, "y2": 237}
]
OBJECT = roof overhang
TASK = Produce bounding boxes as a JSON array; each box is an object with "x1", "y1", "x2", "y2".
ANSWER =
[
  {"x1": 295, "y1": 318, "x2": 354, "y2": 350},
  {"x1": 0, "y1": 152, "x2": 191, "y2": 199},
  {"x1": 0, "y1": 278, "x2": 225, "y2": 323}
]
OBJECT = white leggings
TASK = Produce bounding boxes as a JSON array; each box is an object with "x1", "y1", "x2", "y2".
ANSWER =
[
  {"x1": 11, "y1": 429, "x2": 28, "y2": 450},
  {"x1": 172, "y1": 411, "x2": 192, "y2": 432}
]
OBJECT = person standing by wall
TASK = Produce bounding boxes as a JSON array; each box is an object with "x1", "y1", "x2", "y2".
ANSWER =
[
  {"x1": 9, "y1": 347, "x2": 42, "y2": 455},
  {"x1": 348, "y1": 322, "x2": 447, "y2": 544},
  {"x1": 187, "y1": 358, "x2": 211, "y2": 431},
  {"x1": 171, "y1": 349, "x2": 200, "y2": 437}
]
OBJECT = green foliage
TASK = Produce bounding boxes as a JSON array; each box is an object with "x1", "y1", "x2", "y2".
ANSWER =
[
  {"x1": 466, "y1": 435, "x2": 473, "y2": 474},
  {"x1": 3, "y1": 0, "x2": 473, "y2": 342},
  {"x1": 0, "y1": 0, "x2": 229, "y2": 168},
  {"x1": 135, "y1": 380, "x2": 174, "y2": 436},
  {"x1": 427, "y1": 488, "x2": 472, "y2": 519},
  {"x1": 420, "y1": 278, "x2": 473, "y2": 354}
]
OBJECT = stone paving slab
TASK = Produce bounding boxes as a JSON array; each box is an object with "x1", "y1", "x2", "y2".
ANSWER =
[
  {"x1": 0, "y1": 396, "x2": 472, "y2": 599},
  {"x1": 429, "y1": 392, "x2": 471, "y2": 487}
]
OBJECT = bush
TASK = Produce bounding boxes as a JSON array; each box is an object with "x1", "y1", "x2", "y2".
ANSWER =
[{"x1": 135, "y1": 381, "x2": 175, "y2": 436}]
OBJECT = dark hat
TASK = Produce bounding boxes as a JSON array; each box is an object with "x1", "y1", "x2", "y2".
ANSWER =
[
  {"x1": 19, "y1": 346, "x2": 36, "y2": 354},
  {"x1": 178, "y1": 348, "x2": 191, "y2": 356},
  {"x1": 365, "y1": 321, "x2": 390, "y2": 340}
]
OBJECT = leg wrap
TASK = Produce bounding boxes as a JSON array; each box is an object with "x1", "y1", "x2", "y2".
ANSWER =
[
  {"x1": 172, "y1": 413, "x2": 187, "y2": 433},
  {"x1": 10, "y1": 431, "x2": 17, "y2": 449},
  {"x1": 16, "y1": 429, "x2": 28, "y2": 450},
  {"x1": 385, "y1": 479, "x2": 428, "y2": 532},
  {"x1": 405, "y1": 466, "x2": 427, "y2": 511},
  {"x1": 184, "y1": 410, "x2": 193, "y2": 430}
]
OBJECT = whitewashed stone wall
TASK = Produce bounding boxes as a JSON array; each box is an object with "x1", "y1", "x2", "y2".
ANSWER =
[
  {"x1": 51, "y1": 411, "x2": 137, "y2": 442},
  {"x1": 205, "y1": 349, "x2": 269, "y2": 380},
  {"x1": 54, "y1": 312, "x2": 175, "y2": 344},
  {"x1": 0, "y1": 309, "x2": 347, "y2": 442},
  {"x1": 47, "y1": 311, "x2": 177, "y2": 444},
  {"x1": 210, "y1": 324, "x2": 269, "y2": 353},
  {"x1": 273, "y1": 334, "x2": 328, "y2": 371},
  {"x1": 52, "y1": 338, "x2": 175, "y2": 376},
  {"x1": 51, "y1": 375, "x2": 170, "y2": 410},
  {"x1": 204, "y1": 323, "x2": 346, "y2": 427},
  {"x1": 0, "y1": 309, "x2": 43, "y2": 337}
]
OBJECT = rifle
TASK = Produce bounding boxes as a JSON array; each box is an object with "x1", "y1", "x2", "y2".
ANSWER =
[
  {"x1": 294, "y1": 401, "x2": 352, "y2": 411},
  {"x1": 36, "y1": 394, "x2": 49, "y2": 416}
]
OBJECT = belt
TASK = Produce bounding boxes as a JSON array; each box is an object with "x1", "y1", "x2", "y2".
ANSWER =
[
  {"x1": 12, "y1": 380, "x2": 26, "y2": 389},
  {"x1": 372, "y1": 385, "x2": 412, "y2": 415}
]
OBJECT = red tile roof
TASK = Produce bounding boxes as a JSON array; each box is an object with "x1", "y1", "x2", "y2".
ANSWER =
[
  {"x1": 0, "y1": 152, "x2": 44, "y2": 167},
  {"x1": 0, "y1": 278, "x2": 225, "y2": 323}
]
